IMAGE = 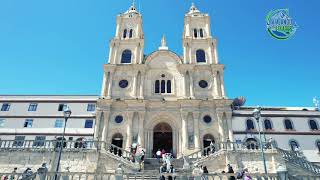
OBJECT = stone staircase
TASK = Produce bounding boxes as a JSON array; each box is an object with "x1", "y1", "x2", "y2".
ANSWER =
[
  {"x1": 276, "y1": 147, "x2": 320, "y2": 176},
  {"x1": 143, "y1": 158, "x2": 184, "y2": 171}
]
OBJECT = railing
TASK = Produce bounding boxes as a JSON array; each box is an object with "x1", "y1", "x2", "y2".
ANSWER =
[
  {"x1": 183, "y1": 141, "x2": 276, "y2": 162},
  {"x1": 0, "y1": 171, "x2": 282, "y2": 180},
  {"x1": 277, "y1": 147, "x2": 320, "y2": 175},
  {"x1": 0, "y1": 139, "x2": 137, "y2": 167}
]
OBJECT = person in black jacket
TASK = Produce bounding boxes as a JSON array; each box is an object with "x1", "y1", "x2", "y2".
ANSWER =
[{"x1": 227, "y1": 164, "x2": 236, "y2": 180}]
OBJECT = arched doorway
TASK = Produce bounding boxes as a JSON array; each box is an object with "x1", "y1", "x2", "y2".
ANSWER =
[
  {"x1": 203, "y1": 134, "x2": 215, "y2": 155},
  {"x1": 246, "y1": 138, "x2": 259, "y2": 150},
  {"x1": 153, "y1": 122, "x2": 173, "y2": 155},
  {"x1": 111, "y1": 133, "x2": 123, "y2": 148}
]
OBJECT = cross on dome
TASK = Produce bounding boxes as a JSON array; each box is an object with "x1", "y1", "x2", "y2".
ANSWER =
[
  {"x1": 124, "y1": 0, "x2": 139, "y2": 15},
  {"x1": 188, "y1": 2, "x2": 201, "y2": 14}
]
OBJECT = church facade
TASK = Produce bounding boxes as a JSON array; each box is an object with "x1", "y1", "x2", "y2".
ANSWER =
[
  {"x1": 95, "y1": 4, "x2": 233, "y2": 157},
  {"x1": 1, "y1": 3, "x2": 320, "y2": 177}
]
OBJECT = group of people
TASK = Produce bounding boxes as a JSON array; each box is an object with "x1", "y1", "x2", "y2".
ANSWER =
[
  {"x1": 2, "y1": 167, "x2": 34, "y2": 180},
  {"x1": 159, "y1": 163, "x2": 176, "y2": 180},
  {"x1": 155, "y1": 149, "x2": 173, "y2": 163},
  {"x1": 198, "y1": 164, "x2": 252, "y2": 180}
]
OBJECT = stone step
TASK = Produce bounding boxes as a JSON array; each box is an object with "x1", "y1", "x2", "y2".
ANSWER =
[{"x1": 143, "y1": 158, "x2": 184, "y2": 171}]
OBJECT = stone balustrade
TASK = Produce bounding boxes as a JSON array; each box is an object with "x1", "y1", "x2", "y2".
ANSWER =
[
  {"x1": 0, "y1": 171, "x2": 284, "y2": 180},
  {"x1": 276, "y1": 147, "x2": 320, "y2": 175}
]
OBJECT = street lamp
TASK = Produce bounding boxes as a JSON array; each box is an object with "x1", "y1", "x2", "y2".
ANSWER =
[
  {"x1": 54, "y1": 106, "x2": 71, "y2": 180},
  {"x1": 253, "y1": 106, "x2": 268, "y2": 174}
]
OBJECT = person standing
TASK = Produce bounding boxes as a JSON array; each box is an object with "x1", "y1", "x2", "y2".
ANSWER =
[
  {"x1": 227, "y1": 164, "x2": 235, "y2": 180},
  {"x1": 156, "y1": 149, "x2": 162, "y2": 163}
]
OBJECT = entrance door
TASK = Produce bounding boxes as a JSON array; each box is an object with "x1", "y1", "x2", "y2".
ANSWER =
[
  {"x1": 153, "y1": 122, "x2": 173, "y2": 155},
  {"x1": 111, "y1": 133, "x2": 123, "y2": 156},
  {"x1": 203, "y1": 134, "x2": 215, "y2": 155}
]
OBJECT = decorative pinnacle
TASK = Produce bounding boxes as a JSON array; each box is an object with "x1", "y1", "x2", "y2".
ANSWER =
[
  {"x1": 161, "y1": 34, "x2": 166, "y2": 47},
  {"x1": 159, "y1": 34, "x2": 168, "y2": 50},
  {"x1": 132, "y1": 0, "x2": 136, "y2": 7}
]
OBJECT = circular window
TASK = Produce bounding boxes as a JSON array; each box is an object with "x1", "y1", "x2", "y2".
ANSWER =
[
  {"x1": 115, "y1": 115, "x2": 123, "y2": 124},
  {"x1": 199, "y1": 80, "x2": 208, "y2": 88},
  {"x1": 119, "y1": 80, "x2": 129, "y2": 88},
  {"x1": 161, "y1": 74, "x2": 165, "y2": 78},
  {"x1": 203, "y1": 115, "x2": 212, "y2": 124}
]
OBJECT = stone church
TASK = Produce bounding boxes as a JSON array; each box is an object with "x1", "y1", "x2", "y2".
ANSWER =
[
  {"x1": 95, "y1": 3, "x2": 232, "y2": 158},
  {"x1": 1, "y1": 3, "x2": 320, "y2": 178}
]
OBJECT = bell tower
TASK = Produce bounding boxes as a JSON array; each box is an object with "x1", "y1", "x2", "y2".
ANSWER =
[
  {"x1": 183, "y1": 3, "x2": 218, "y2": 65},
  {"x1": 108, "y1": 3, "x2": 144, "y2": 64},
  {"x1": 182, "y1": 3, "x2": 226, "y2": 98}
]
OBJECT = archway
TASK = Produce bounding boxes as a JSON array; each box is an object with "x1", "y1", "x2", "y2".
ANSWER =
[
  {"x1": 203, "y1": 134, "x2": 215, "y2": 155},
  {"x1": 153, "y1": 122, "x2": 173, "y2": 155},
  {"x1": 246, "y1": 138, "x2": 258, "y2": 150},
  {"x1": 111, "y1": 133, "x2": 123, "y2": 148}
]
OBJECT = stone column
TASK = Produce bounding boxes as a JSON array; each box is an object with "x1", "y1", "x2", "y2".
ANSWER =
[
  {"x1": 106, "y1": 70, "x2": 114, "y2": 99},
  {"x1": 139, "y1": 73, "x2": 145, "y2": 99},
  {"x1": 219, "y1": 71, "x2": 226, "y2": 98},
  {"x1": 94, "y1": 111, "x2": 102, "y2": 140},
  {"x1": 213, "y1": 41, "x2": 219, "y2": 64},
  {"x1": 181, "y1": 112, "x2": 189, "y2": 151},
  {"x1": 183, "y1": 71, "x2": 188, "y2": 98},
  {"x1": 113, "y1": 47, "x2": 118, "y2": 64},
  {"x1": 193, "y1": 112, "x2": 200, "y2": 150},
  {"x1": 225, "y1": 112, "x2": 234, "y2": 141},
  {"x1": 208, "y1": 46, "x2": 214, "y2": 64},
  {"x1": 132, "y1": 71, "x2": 137, "y2": 98},
  {"x1": 108, "y1": 44, "x2": 114, "y2": 64},
  {"x1": 216, "y1": 71, "x2": 222, "y2": 98},
  {"x1": 189, "y1": 47, "x2": 192, "y2": 64},
  {"x1": 216, "y1": 112, "x2": 225, "y2": 142},
  {"x1": 101, "y1": 111, "x2": 111, "y2": 143},
  {"x1": 101, "y1": 72, "x2": 108, "y2": 97},
  {"x1": 125, "y1": 111, "x2": 134, "y2": 150},
  {"x1": 212, "y1": 72, "x2": 219, "y2": 98},
  {"x1": 189, "y1": 72, "x2": 194, "y2": 98},
  {"x1": 138, "y1": 112, "x2": 145, "y2": 147}
]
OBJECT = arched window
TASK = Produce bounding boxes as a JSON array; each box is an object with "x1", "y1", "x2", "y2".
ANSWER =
[
  {"x1": 246, "y1": 138, "x2": 258, "y2": 150},
  {"x1": 289, "y1": 140, "x2": 299, "y2": 151},
  {"x1": 167, "y1": 80, "x2": 171, "y2": 93},
  {"x1": 246, "y1": 119, "x2": 255, "y2": 130},
  {"x1": 309, "y1": 120, "x2": 318, "y2": 130},
  {"x1": 316, "y1": 140, "x2": 320, "y2": 152},
  {"x1": 194, "y1": 29, "x2": 198, "y2": 38},
  {"x1": 129, "y1": 29, "x2": 133, "y2": 38},
  {"x1": 264, "y1": 119, "x2": 272, "y2": 130},
  {"x1": 123, "y1": 29, "x2": 127, "y2": 38},
  {"x1": 155, "y1": 80, "x2": 160, "y2": 93},
  {"x1": 121, "y1": 49, "x2": 132, "y2": 63},
  {"x1": 199, "y1": 28, "x2": 204, "y2": 38},
  {"x1": 161, "y1": 80, "x2": 166, "y2": 93},
  {"x1": 284, "y1": 119, "x2": 294, "y2": 130},
  {"x1": 196, "y1": 49, "x2": 206, "y2": 63}
]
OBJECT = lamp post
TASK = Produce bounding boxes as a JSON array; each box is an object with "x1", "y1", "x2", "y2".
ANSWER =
[
  {"x1": 253, "y1": 106, "x2": 268, "y2": 174},
  {"x1": 54, "y1": 106, "x2": 71, "y2": 180}
]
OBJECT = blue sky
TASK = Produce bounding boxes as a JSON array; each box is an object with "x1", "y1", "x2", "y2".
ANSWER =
[{"x1": 0, "y1": 0, "x2": 319, "y2": 107}]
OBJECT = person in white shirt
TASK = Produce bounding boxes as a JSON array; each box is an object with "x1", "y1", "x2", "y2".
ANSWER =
[{"x1": 156, "y1": 149, "x2": 162, "y2": 162}]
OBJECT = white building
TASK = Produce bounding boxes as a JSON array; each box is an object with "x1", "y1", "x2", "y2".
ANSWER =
[
  {"x1": 0, "y1": 3, "x2": 319, "y2": 176},
  {"x1": 0, "y1": 95, "x2": 97, "y2": 142}
]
